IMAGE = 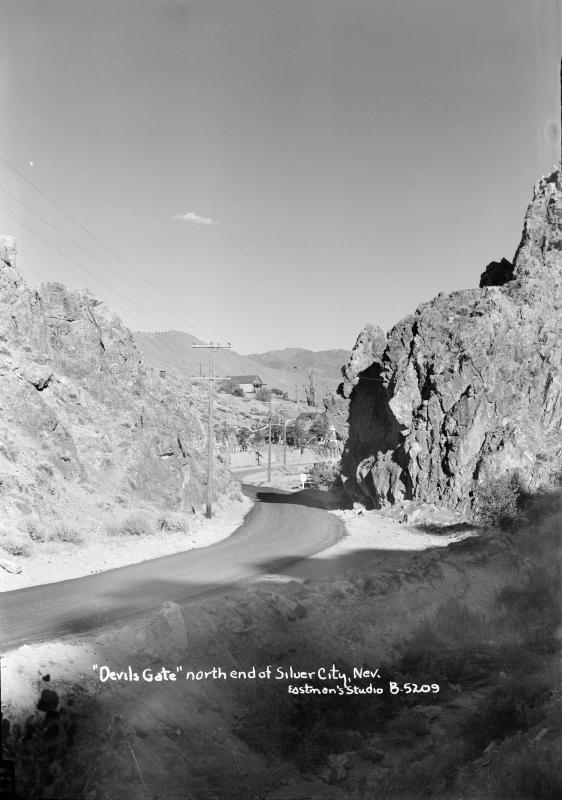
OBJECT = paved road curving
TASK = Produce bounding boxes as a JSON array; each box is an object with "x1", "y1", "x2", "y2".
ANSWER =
[{"x1": 0, "y1": 487, "x2": 343, "y2": 651}]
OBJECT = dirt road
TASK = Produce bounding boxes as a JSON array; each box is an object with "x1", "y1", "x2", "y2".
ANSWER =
[{"x1": 0, "y1": 488, "x2": 342, "y2": 650}]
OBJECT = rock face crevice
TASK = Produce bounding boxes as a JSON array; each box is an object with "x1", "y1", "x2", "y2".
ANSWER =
[{"x1": 341, "y1": 168, "x2": 562, "y2": 513}]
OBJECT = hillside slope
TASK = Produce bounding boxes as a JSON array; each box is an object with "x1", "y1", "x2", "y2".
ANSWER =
[
  {"x1": 340, "y1": 167, "x2": 562, "y2": 513},
  {"x1": 248, "y1": 347, "x2": 349, "y2": 379},
  {"x1": 134, "y1": 331, "x2": 346, "y2": 400},
  {"x1": 0, "y1": 238, "x2": 235, "y2": 553}
]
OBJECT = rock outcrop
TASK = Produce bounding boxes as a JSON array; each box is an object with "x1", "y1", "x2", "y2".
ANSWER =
[
  {"x1": 322, "y1": 324, "x2": 386, "y2": 441},
  {"x1": 478, "y1": 257, "x2": 514, "y2": 288},
  {"x1": 341, "y1": 168, "x2": 562, "y2": 513},
  {"x1": 0, "y1": 239, "x2": 233, "y2": 532}
]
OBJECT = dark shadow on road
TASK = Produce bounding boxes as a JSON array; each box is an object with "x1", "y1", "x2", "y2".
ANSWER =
[
  {"x1": 411, "y1": 522, "x2": 477, "y2": 535},
  {"x1": 242, "y1": 482, "x2": 352, "y2": 511},
  {"x1": 1, "y1": 529, "x2": 485, "y2": 651}
]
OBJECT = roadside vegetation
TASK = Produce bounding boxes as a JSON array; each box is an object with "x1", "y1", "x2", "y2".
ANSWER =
[
  {"x1": 307, "y1": 459, "x2": 341, "y2": 490},
  {"x1": 473, "y1": 473, "x2": 521, "y2": 527}
]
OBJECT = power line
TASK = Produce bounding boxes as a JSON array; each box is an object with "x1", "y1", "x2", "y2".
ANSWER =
[
  {"x1": 0, "y1": 154, "x2": 225, "y2": 341},
  {"x1": 0, "y1": 203, "x2": 205, "y2": 339},
  {"x1": 0, "y1": 184, "x2": 218, "y2": 340}
]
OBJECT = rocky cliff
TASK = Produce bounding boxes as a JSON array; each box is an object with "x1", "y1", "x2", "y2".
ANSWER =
[
  {"x1": 322, "y1": 324, "x2": 386, "y2": 441},
  {"x1": 340, "y1": 167, "x2": 562, "y2": 513},
  {"x1": 0, "y1": 238, "x2": 233, "y2": 536}
]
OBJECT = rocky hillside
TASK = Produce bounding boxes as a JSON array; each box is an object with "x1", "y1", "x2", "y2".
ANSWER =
[
  {"x1": 0, "y1": 238, "x2": 233, "y2": 540},
  {"x1": 340, "y1": 167, "x2": 562, "y2": 513}
]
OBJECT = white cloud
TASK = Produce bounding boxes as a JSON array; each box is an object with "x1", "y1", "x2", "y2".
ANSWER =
[{"x1": 173, "y1": 211, "x2": 217, "y2": 225}]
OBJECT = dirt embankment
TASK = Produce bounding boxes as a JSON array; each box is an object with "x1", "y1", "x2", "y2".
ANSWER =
[{"x1": 4, "y1": 493, "x2": 559, "y2": 800}]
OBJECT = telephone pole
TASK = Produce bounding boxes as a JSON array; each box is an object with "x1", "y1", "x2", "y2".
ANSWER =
[
  {"x1": 267, "y1": 394, "x2": 273, "y2": 483},
  {"x1": 281, "y1": 409, "x2": 288, "y2": 466},
  {"x1": 190, "y1": 342, "x2": 231, "y2": 518}
]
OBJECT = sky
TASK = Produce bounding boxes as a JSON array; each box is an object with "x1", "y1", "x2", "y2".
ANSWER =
[{"x1": 1, "y1": 0, "x2": 561, "y2": 354}]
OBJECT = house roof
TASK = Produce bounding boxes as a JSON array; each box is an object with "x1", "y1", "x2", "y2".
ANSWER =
[{"x1": 230, "y1": 375, "x2": 264, "y2": 384}]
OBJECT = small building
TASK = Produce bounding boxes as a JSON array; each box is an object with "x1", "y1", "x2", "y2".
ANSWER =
[{"x1": 230, "y1": 375, "x2": 265, "y2": 394}]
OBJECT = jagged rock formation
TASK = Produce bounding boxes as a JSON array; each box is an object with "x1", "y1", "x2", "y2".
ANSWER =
[
  {"x1": 322, "y1": 324, "x2": 386, "y2": 441},
  {"x1": 478, "y1": 257, "x2": 514, "y2": 288},
  {"x1": 0, "y1": 238, "x2": 233, "y2": 532},
  {"x1": 341, "y1": 168, "x2": 562, "y2": 513},
  {"x1": 339, "y1": 324, "x2": 387, "y2": 401}
]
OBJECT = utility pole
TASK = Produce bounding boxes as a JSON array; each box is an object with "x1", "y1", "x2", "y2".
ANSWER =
[
  {"x1": 190, "y1": 342, "x2": 231, "y2": 518},
  {"x1": 267, "y1": 394, "x2": 273, "y2": 483}
]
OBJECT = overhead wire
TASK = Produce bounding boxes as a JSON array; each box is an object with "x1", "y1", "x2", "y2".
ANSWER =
[
  {"x1": 0, "y1": 203, "x2": 205, "y2": 338},
  {"x1": 0, "y1": 154, "x2": 226, "y2": 342},
  {"x1": 0, "y1": 204, "x2": 225, "y2": 411},
  {"x1": 0, "y1": 183, "x2": 219, "y2": 341}
]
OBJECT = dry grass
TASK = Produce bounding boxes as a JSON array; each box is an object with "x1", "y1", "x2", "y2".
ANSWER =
[
  {"x1": 492, "y1": 740, "x2": 562, "y2": 799},
  {"x1": 119, "y1": 513, "x2": 154, "y2": 536},
  {"x1": 49, "y1": 524, "x2": 84, "y2": 545},
  {"x1": 1, "y1": 539, "x2": 32, "y2": 558},
  {"x1": 157, "y1": 513, "x2": 188, "y2": 532},
  {"x1": 26, "y1": 518, "x2": 46, "y2": 542}
]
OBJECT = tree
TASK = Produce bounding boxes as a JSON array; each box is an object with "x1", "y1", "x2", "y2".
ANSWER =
[
  {"x1": 309, "y1": 412, "x2": 329, "y2": 442},
  {"x1": 286, "y1": 418, "x2": 308, "y2": 449},
  {"x1": 305, "y1": 369, "x2": 317, "y2": 407},
  {"x1": 237, "y1": 427, "x2": 251, "y2": 451},
  {"x1": 255, "y1": 387, "x2": 272, "y2": 402}
]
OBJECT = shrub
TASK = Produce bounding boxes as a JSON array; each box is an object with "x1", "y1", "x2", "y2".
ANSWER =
[
  {"x1": 497, "y1": 564, "x2": 561, "y2": 653},
  {"x1": 395, "y1": 600, "x2": 493, "y2": 685},
  {"x1": 385, "y1": 707, "x2": 431, "y2": 743},
  {"x1": 120, "y1": 513, "x2": 153, "y2": 536},
  {"x1": 27, "y1": 519, "x2": 46, "y2": 542},
  {"x1": 308, "y1": 412, "x2": 330, "y2": 441},
  {"x1": 0, "y1": 443, "x2": 17, "y2": 462},
  {"x1": 255, "y1": 387, "x2": 271, "y2": 402},
  {"x1": 2, "y1": 687, "x2": 98, "y2": 800},
  {"x1": 218, "y1": 380, "x2": 244, "y2": 397},
  {"x1": 1, "y1": 539, "x2": 32, "y2": 557},
  {"x1": 308, "y1": 460, "x2": 340, "y2": 490},
  {"x1": 49, "y1": 524, "x2": 84, "y2": 544},
  {"x1": 492, "y1": 740, "x2": 562, "y2": 800},
  {"x1": 464, "y1": 675, "x2": 551, "y2": 753},
  {"x1": 235, "y1": 666, "x2": 391, "y2": 770},
  {"x1": 157, "y1": 514, "x2": 187, "y2": 532},
  {"x1": 473, "y1": 474, "x2": 520, "y2": 526},
  {"x1": 379, "y1": 742, "x2": 467, "y2": 797}
]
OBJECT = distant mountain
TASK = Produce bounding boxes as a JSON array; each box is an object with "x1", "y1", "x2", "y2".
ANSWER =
[
  {"x1": 133, "y1": 332, "x2": 349, "y2": 399},
  {"x1": 248, "y1": 347, "x2": 349, "y2": 380}
]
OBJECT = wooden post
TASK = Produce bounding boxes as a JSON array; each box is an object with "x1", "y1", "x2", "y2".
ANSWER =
[{"x1": 267, "y1": 394, "x2": 272, "y2": 483}]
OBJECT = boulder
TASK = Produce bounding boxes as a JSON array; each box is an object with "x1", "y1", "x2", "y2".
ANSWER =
[{"x1": 479, "y1": 257, "x2": 514, "y2": 287}]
